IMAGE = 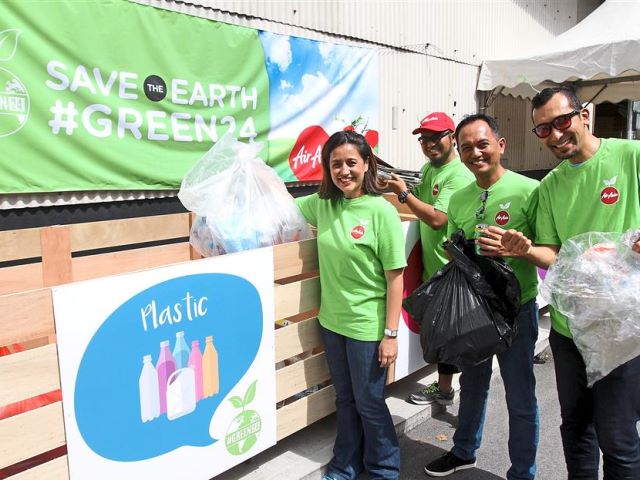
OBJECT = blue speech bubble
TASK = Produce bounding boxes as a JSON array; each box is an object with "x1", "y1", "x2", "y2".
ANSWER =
[{"x1": 74, "y1": 273, "x2": 263, "y2": 461}]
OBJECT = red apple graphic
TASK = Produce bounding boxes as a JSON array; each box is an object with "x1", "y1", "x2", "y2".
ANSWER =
[
  {"x1": 432, "y1": 183, "x2": 440, "y2": 196},
  {"x1": 364, "y1": 129, "x2": 379, "y2": 149},
  {"x1": 600, "y1": 186, "x2": 619, "y2": 204},
  {"x1": 343, "y1": 125, "x2": 355, "y2": 132},
  {"x1": 402, "y1": 242, "x2": 423, "y2": 334},
  {"x1": 351, "y1": 225, "x2": 365, "y2": 239},
  {"x1": 289, "y1": 125, "x2": 329, "y2": 181}
]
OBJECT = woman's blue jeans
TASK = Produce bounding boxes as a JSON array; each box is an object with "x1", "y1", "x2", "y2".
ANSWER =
[
  {"x1": 321, "y1": 326, "x2": 400, "y2": 480},
  {"x1": 452, "y1": 299, "x2": 540, "y2": 480}
]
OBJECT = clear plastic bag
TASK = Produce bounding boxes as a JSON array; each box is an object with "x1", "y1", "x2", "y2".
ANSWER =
[
  {"x1": 178, "y1": 133, "x2": 313, "y2": 257},
  {"x1": 540, "y1": 229, "x2": 640, "y2": 386}
]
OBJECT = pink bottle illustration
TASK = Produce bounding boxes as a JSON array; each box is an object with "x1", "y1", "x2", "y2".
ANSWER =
[
  {"x1": 203, "y1": 335, "x2": 219, "y2": 398},
  {"x1": 188, "y1": 340, "x2": 204, "y2": 402},
  {"x1": 156, "y1": 340, "x2": 176, "y2": 415},
  {"x1": 138, "y1": 354, "x2": 160, "y2": 422}
]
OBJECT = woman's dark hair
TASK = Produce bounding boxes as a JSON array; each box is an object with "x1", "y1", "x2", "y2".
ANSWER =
[
  {"x1": 455, "y1": 113, "x2": 502, "y2": 144},
  {"x1": 532, "y1": 86, "x2": 583, "y2": 111},
  {"x1": 318, "y1": 130, "x2": 381, "y2": 200}
]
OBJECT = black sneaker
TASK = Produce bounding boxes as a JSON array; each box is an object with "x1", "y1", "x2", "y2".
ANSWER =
[{"x1": 424, "y1": 451, "x2": 476, "y2": 477}]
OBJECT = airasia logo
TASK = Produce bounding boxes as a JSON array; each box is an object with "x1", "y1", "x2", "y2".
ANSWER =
[
  {"x1": 351, "y1": 225, "x2": 365, "y2": 239},
  {"x1": 495, "y1": 202, "x2": 511, "y2": 226},
  {"x1": 600, "y1": 176, "x2": 619, "y2": 205},
  {"x1": 289, "y1": 125, "x2": 329, "y2": 181},
  {"x1": 432, "y1": 183, "x2": 440, "y2": 196}
]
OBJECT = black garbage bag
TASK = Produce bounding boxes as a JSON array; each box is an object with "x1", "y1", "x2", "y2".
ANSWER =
[{"x1": 403, "y1": 230, "x2": 521, "y2": 366}]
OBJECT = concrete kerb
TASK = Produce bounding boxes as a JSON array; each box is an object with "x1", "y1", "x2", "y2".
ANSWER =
[{"x1": 218, "y1": 313, "x2": 551, "y2": 480}]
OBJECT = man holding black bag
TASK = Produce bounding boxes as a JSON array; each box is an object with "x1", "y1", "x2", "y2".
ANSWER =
[{"x1": 423, "y1": 114, "x2": 540, "y2": 479}]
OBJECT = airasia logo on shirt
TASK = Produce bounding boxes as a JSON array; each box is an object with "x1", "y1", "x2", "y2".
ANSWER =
[
  {"x1": 495, "y1": 202, "x2": 511, "y2": 226},
  {"x1": 600, "y1": 176, "x2": 619, "y2": 205},
  {"x1": 350, "y1": 219, "x2": 369, "y2": 239},
  {"x1": 432, "y1": 183, "x2": 440, "y2": 196}
]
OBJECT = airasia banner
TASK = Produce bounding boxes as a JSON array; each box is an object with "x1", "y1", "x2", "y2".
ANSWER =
[{"x1": 0, "y1": 0, "x2": 378, "y2": 193}]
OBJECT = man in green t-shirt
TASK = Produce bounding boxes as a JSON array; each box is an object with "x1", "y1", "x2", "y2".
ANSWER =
[
  {"x1": 383, "y1": 112, "x2": 473, "y2": 406},
  {"x1": 424, "y1": 114, "x2": 540, "y2": 479},
  {"x1": 494, "y1": 87, "x2": 640, "y2": 478}
]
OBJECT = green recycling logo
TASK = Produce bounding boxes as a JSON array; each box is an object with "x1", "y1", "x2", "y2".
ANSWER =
[
  {"x1": 0, "y1": 29, "x2": 30, "y2": 138},
  {"x1": 224, "y1": 380, "x2": 262, "y2": 456}
]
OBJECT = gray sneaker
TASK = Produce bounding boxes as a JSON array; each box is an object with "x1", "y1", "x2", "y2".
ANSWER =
[{"x1": 409, "y1": 381, "x2": 455, "y2": 406}]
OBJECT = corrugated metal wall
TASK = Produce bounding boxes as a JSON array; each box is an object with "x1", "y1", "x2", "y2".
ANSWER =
[{"x1": 134, "y1": 0, "x2": 582, "y2": 170}]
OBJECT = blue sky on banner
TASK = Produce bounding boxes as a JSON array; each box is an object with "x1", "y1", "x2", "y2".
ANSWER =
[{"x1": 259, "y1": 32, "x2": 378, "y2": 139}]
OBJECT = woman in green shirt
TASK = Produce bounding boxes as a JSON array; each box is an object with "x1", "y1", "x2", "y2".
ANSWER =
[{"x1": 296, "y1": 131, "x2": 406, "y2": 480}]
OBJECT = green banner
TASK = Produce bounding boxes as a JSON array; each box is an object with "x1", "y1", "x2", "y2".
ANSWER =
[{"x1": 0, "y1": 0, "x2": 269, "y2": 193}]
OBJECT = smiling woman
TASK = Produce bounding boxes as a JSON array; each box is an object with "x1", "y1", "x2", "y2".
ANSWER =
[{"x1": 294, "y1": 130, "x2": 406, "y2": 480}]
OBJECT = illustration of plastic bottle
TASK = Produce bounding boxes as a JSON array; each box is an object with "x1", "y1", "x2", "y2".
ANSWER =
[
  {"x1": 156, "y1": 340, "x2": 176, "y2": 415},
  {"x1": 202, "y1": 336, "x2": 219, "y2": 397},
  {"x1": 138, "y1": 355, "x2": 160, "y2": 422},
  {"x1": 188, "y1": 340, "x2": 204, "y2": 401},
  {"x1": 172, "y1": 331, "x2": 191, "y2": 369}
]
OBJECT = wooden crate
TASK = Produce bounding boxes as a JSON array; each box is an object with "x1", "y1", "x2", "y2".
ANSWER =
[{"x1": 0, "y1": 213, "x2": 329, "y2": 479}]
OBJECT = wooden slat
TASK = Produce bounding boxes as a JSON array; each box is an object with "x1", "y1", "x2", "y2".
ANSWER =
[
  {"x1": 0, "y1": 228, "x2": 42, "y2": 263},
  {"x1": 40, "y1": 227, "x2": 72, "y2": 287},
  {"x1": 275, "y1": 352, "x2": 330, "y2": 403},
  {"x1": 276, "y1": 385, "x2": 335, "y2": 441},
  {"x1": 274, "y1": 316, "x2": 322, "y2": 363},
  {"x1": 6, "y1": 455, "x2": 68, "y2": 480},
  {"x1": 0, "y1": 344, "x2": 60, "y2": 406},
  {"x1": 273, "y1": 237, "x2": 318, "y2": 281},
  {"x1": 0, "y1": 263, "x2": 42, "y2": 295},
  {"x1": 72, "y1": 243, "x2": 191, "y2": 282},
  {"x1": 274, "y1": 277, "x2": 320, "y2": 320},
  {"x1": 0, "y1": 289, "x2": 54, "y2": 346},
  {"x1": 69, "y1": 213, "x2": 190, "y2": 252},
  {"x1": 0, "y1": 402, "x2": 65, "y2": 469},
  {"x1": 383, "y1": 192, "x2": 412, "y2": 215}
]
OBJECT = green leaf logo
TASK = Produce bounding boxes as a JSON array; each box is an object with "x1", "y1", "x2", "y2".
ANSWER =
[{"x1": 0, "y1": 29, "x2": 21, "y2": 62}]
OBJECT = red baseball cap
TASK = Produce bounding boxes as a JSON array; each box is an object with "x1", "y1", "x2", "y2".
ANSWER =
[{"x1": 412, "y1": 112, "x2": 455, "y2": 135}]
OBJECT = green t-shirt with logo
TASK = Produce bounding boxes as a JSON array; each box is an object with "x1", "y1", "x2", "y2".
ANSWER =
[
  {"x1": 447, "y1": 170, "x2": 540, "y2": 304},
  {"x1": 536, "y1": 138, "x2": 640, "y2": 338},
  {"x1": 412, "y1": 158, "x2": 474, "y2": 280},
  {"x1": 295, "y1": 193, "x2": 407, "y2": 341}
]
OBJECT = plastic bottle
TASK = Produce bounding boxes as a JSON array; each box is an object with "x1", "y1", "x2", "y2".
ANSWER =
[
  {"x1": 202, "y1": 335, "x2": 219, "y2": 397},
  {"x1": 188, "y1": 340, "x2": 204, "y2": 401},
  {"x1": 138, "y1": 354, "x2": 160, "y2": 422},
  {"x1": 156, "y1": 340, "x2": 177, "y2": 415},
  {"x1": 172, "y1": 331, "x2": 191, "y2": 369}
]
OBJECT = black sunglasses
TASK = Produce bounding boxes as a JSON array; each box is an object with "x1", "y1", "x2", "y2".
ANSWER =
[
  {"x1": 418, "y1": 130, "x2": 451, "y2": 145},
  {"x1": 475, "y1": 190, "x2": 489, "y2": 220},
  {"x1": 532, "y1": 110, "x2": 581, "y2": 139}
]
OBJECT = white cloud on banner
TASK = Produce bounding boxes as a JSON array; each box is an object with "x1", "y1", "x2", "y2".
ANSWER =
[
  {"x1": 279, "y1": 79, "x2": 292, "y2": 90},
  {"x1": 262, "y1": 32, "x2": 292, "y2": 72}
]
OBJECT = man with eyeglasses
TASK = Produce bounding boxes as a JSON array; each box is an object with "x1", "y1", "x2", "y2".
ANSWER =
[
  {"x1": 382, "y1": 112, "x2": 473, "y2": 406},
  {"x1": 490, "y1": 86, "x2": 640, "y2": 479},
  {"x1": 424, "y1": 114, "x2": 540, "y2": 479}
]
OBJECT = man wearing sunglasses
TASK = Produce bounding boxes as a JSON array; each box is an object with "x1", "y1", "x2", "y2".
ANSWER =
[
  {"x1": 382, "y1": 112, "x2": 473, "y2": 407},
  {"x1": 424, "y1": 114, "x2": 540, "y2": 479},
  {"x1": 491, "y1": 86, "x2": 640, "y2": 479}
]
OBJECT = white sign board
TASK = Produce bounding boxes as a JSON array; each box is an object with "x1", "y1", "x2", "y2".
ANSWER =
[{"x1": 53, "y1": 247, "x2": 276, "y2": 480}]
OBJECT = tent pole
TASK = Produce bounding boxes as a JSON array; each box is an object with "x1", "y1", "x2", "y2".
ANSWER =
[{"x1": 627, "y1": 101, "x2": 634, "y2": 140}]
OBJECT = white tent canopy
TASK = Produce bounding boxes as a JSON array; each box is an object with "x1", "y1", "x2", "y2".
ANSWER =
[{"x1": 477, "y1": 0, "x2": 640, "y2": 104}]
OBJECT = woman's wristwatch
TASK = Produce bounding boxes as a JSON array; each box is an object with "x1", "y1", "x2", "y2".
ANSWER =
[
  {"x1": 384, "y1": 328, "x2": 398, "y2": 338},
  {"x1": 397, "y1": 190, "x2": 410, "y2": 204}
]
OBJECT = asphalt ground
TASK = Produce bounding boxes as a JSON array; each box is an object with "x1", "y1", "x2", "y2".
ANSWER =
[{"x1": 396, "y1": 346, "x2": 570, "y2": 479}]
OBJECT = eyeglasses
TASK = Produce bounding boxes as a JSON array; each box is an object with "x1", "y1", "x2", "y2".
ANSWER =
[
  {"x1": 531, "y1": 110, "x2": 581, "y2": 139},
  {"x1": 418, "y1": 130, "x2": 451, "y2": 145},
  {"x1": 475, "y1": 190, "x2": 489, "y2": 220}
]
